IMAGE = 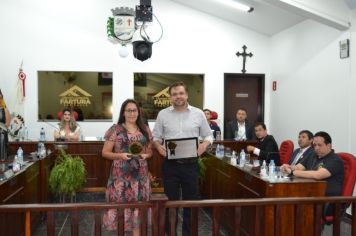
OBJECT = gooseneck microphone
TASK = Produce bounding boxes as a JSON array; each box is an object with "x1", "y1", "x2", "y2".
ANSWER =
[
  {"x1": 40, "y1": 119, "x2": 60, "y2": 131},
  {"x1": 40, "y1": 120, "x2": 67, "y2": 141}
]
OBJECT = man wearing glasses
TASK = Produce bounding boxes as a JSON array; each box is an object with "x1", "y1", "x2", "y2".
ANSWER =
[{"x1": 153, "y1": 81, "x2": 213, "y2": 236}]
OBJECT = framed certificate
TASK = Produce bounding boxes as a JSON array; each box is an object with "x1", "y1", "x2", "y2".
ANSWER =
[{"x1": 165, "y1": 137, "x2": 198, "y2": 159}]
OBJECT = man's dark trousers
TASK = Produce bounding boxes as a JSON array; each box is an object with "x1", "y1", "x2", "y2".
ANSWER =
[{"x1": 163, "y1": 159, "x2": 199, "y2": 236}]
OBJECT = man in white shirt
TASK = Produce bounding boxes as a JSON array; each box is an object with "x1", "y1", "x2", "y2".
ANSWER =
[
  {"x1": 225, "y1": 108, "x2": 255, "y2": 140},
  {"x1": 152, "y1": 81, "x2": 213, "y2": 236}
]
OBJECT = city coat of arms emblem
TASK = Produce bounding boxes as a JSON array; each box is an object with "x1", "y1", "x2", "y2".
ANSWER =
[{"x1": 107, "y1": 7, "x2": 136, "y2": 44}]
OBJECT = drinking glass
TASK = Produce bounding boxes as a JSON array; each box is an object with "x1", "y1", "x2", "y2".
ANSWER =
[
  {"x1": 215, "y1": 131, "x2": 221, "y2": 141},
  {"x1": 245, "y1": 154, "x2": 250, "y2": 164},
  {"x1": 225, "y1": 147, "x2": 232, "y2": 157}
]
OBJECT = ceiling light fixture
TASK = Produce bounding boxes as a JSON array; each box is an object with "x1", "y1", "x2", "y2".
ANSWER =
[{"x1": 215, "y1": 0, "x2": 254, "y2": 12}]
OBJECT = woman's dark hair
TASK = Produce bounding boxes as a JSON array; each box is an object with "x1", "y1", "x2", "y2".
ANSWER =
[{"x1": 118, "y1": 99, "x2": 149, "y2": 141}]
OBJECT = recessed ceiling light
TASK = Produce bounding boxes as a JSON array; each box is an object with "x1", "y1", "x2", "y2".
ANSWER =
[{"x1": 215, "y1": 0, "x2": 254, "y2": 12}]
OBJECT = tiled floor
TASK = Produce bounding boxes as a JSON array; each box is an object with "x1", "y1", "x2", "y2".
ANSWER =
[{"x1": 32, "y1": 193, "x2": 352, "y2": 236}]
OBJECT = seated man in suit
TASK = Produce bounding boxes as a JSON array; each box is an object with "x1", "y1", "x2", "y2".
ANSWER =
[
  {"x1": 289, "y1": 130, "x2": 315, "y2": 165},
  {"x1": 246, "y1": 122, "x2": 280, "y2": 165},
  {"x1": 281, "y1": 131, "x2": 344, "y2": 216},
  {"x1": 225, "y1": 108, "x2": 255, "y2": 140}
]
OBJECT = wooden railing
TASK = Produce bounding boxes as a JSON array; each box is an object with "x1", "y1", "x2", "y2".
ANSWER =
[{"x1": 0, "y1": 196, "x2": 355, "y2": 236}]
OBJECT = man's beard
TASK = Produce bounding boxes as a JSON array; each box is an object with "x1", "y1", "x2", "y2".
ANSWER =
[{"x1": 173, "y1": 100, "x2": 187, "y2": 107}]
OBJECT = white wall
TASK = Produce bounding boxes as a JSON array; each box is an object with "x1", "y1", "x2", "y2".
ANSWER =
[
  {"x1": 270, "y1": 19, "x2": 355, "y2": 154},
  {"x1": 290, "y1": 0, "x2": 351, "y2": 22},
  {"x1": 0, "y1": 0, "x2": 271, "y2": 140}
]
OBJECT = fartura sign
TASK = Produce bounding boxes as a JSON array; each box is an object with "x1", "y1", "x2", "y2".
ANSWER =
[
  {"x1": 59, "y1": 85, "x2": 92, "y2": 107},
  {"x1": 153, "y1": 87, "x2": 171, "y2": 108}
]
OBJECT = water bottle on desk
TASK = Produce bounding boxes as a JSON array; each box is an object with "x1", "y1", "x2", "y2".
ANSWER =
[
  {"x1": 260, "y1": 160, "x2": 267, "y2": 177},
  {"x1": 239, "y1": 149, "x2": 246, "y2": 167},
  {"x1": 231, "y1": 150, "x2": 237, "y2": 166},
  {"x1": 268, "y1": 160, "x2": 276, "y2": 178},
  {"x1": 17, "y1": 147, "x2": 23, "y2": 164},
  {"x1": 220, "y1": 144, "x2": 224, "y2": 157},
  {"x1": 215, "y1": 144, "x2": 224, "y2": 158},
  {"x1": 215, "y1": 144, "x2": 222, "y2": 158},
  {"x1": 40, "y1": 127, "x2": 46, "y2": 141},
  {"x1": 37, "y1": 142, "x2": 46, "y2": 158},
  {"x1": 12, "y1": 155, "x2": 20, "y2": 172},
  {"x1": 41, "y1": 143, "x2": 46, "y2": 158}
]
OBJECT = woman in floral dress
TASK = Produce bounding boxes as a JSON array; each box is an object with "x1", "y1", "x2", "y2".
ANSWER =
[{"x1": 102, "y1": 99, "x2": 152, "y2": 236}]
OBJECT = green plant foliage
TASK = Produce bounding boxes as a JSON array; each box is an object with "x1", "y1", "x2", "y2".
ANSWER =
[
  {"x1": 49, "y1": 149, "x2": 86, "y2": 197},
  {"x1": 198, "y1": 157, "x2": 207, "y2": 180}
]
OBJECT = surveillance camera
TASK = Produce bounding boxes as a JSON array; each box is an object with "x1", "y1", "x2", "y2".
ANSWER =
[
  {"x1": 133, "y1": 41, "x2": 152, "y2": 61},
  {"x1": 132, "y1": 30, "x2": 152, "y2": 61}
]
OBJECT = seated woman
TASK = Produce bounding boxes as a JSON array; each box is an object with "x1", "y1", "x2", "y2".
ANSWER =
[
  {"x1": 54, "y1": 108, "x2": 80, "y2": 141},
  {"x1": 203, "y1": 108, "x2": 221, "y2": 139}
]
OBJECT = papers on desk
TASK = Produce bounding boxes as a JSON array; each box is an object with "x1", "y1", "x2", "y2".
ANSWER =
[
  {"x1": 264, "y1": 175, "x2": 291, "y2": 183},
  {"x1": 84, "y1": 137, "x2": 98, "y2": 141},
  {"x1": 4, "y1": 169, "x2": 14, "y2": 179}
]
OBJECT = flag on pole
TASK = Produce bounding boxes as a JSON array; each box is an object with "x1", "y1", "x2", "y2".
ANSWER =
[{"x1": 8, "y1": 62, "x2": 26, "y2": 140}]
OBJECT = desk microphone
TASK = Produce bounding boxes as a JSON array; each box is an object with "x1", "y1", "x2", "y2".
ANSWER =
[
  {"x1": 40, "y1": 119, "x2": 60, "y2": 131},
  {"x1": 40, "y1": 120, "x2": 68, "y2": 141}
]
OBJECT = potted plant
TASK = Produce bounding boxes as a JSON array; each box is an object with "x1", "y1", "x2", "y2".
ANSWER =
[
  {"x1": 49, "y1": 149, "x2": 86, "y2": 202},
  {"x1": 198, "y1": 157, "x2": 208, "y2": 181}
]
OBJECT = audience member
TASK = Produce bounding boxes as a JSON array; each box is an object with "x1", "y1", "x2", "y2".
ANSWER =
[
  {"x1": 152, "y1": 81, "x2": 213, "y2": 236},
  {"x1": 102, "y1": 99, "x2": 152, "y2": 236},
  {"x1": 203, "y1": 108, "x2": 221, "y2": 139},
  {"x1": 289, "y1": 130, "x2": 314, "y2": 165},
  {"x1": 246, "y1": 122, "x2": 280, "y2": 165},
  {"x1": 225, "y1": 108, "x2": 255, "y2": 140},
  {"x1": 281, "y1": 131, "x2": 344, "y2": 216},
  {"x1": 54, "y1": 108, "x2": 80, "y2": 141}
]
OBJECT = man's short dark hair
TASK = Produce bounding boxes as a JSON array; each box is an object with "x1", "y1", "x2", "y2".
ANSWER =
[
  {"x1": 299, "y1": 130, "x2": 313, "y2": 140},
  {"x1": 237, "y1": 108, "x2": 247, "y2": 113},
  {"x1": 168, "y1": 81, "x2": 188, "y2": 95},
  {"x1": 203, "y1": 109, "x2": 211, "y2": 113},
  {"x1": 254, "y1": 122, "x2": 266, "y2": 130},
  {"x1": 314, "y1": 131, "x2": 332, "y2": 145}
]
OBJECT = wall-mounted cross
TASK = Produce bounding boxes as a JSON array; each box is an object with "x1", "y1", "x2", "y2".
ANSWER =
[{"x1": 236, "y1": 45, "x2": 253, "y2": 74}]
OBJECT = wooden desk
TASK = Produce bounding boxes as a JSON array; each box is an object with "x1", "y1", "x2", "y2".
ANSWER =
[
  {"x1": 8, "y1": 140, "x2": 259, "y2": 191},
  {"x1": 201, "y1": 154, "x2": 326, "y2": 236},
  {"x1": 8, "y1": 141, "x2": 163, "y2": 192},
  {"x1": 9, "y1": 141, "x2": 110, "y2": 191},
  {"x1": 0, "y1": 153, "x2": 55, "y2": 235}
]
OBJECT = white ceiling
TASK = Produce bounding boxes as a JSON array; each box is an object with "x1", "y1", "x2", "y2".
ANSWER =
[{"x1": 171, "y1": 0, "x2": 351, "y2": 36}]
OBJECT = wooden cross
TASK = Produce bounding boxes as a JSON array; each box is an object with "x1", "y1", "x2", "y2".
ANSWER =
[{"x1": 236, "y1": 45, "x2": 253, "y2": 74}]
